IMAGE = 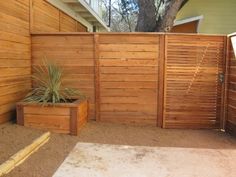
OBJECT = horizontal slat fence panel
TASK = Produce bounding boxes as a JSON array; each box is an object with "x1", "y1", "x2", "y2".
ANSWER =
[
  {"x1": 0, "y1": 0, "x2": 31, "y2": 123},
  {"x1": 31, "y1": 0, "x2": 87, "y2": 33},
  {"x1": 225, "y1": 34, "x2": 236, "y2": 135},
  {"x1": 164, "y1": 34, "x2": 225, "y2": 128},
  {"x1": 31, "y1": 34, "x2": 95, "y2": 120},
  {"x1": 31, "y1": 0, "x2": 60, "y2": 32},
  {"x1": 98, "y1": 34, "x2": 160, "y2": 125},
  {"x1": 59, "y1": 12, "x2": 77, "y2": 32},
  {"x1": 31, "y1": 33, "x2": 226, "y2": 128}
]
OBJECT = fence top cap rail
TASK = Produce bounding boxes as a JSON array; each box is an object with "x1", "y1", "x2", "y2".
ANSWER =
[{"x1": 31, "y1": 32, "x2": 226, "y2": 37}]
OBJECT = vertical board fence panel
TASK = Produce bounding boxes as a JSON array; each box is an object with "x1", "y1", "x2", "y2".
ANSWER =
[
  {"x1": 31, "y1": 34, "x2": 95, "y2": 119},
  {"x1": 31, "y1": 33, "x2": 226, "y2": 128},
  {"x1": 163, "y1": 34, "x2": 225, "y2": 128}
]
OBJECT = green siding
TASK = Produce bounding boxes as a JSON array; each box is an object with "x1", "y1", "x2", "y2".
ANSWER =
[{"x1": 177, "y1": 0, "x2": 236, "y2": 34}]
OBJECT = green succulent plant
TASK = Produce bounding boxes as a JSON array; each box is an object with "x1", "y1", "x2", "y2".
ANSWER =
[{"x1": 24, "y1": 59, "x2": 84, "y2": 104}]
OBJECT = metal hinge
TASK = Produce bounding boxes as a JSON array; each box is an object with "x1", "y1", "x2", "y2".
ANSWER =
[{"x1": 219, "y1": 73, "x2": 225, "y2": 83}]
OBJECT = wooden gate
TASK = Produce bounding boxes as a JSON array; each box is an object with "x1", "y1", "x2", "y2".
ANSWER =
[
  {"x1": 31, "y1": 33, "x2": 226, "y2": 129},
  {"x1": 163, "y1": 34, "x2": 226, "y2": 129}
]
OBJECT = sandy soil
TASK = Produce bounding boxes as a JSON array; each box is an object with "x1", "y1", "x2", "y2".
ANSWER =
[
  {"x1": 1, "y1": 121, "x2": 236, "y2": 177},
  {"x1": 0, "y1": 123, "x2": 43, "y2": 164}
]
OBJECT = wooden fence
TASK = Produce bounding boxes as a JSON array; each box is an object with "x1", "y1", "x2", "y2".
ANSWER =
[
  {"x1": 0, "y1": 0, "x2": 31, "y2": 124},
  {"x1": 31, "y1": 33, "x2": 226, "y2": 129},
  {"x1": 225, "y1": 33, "x2": 236, "y2": 135}
]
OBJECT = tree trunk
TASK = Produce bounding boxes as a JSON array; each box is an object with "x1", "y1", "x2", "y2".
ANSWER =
[
  {"x1": 135, "y1": 0, "x2": 188, "y2": 32},
  {"x1": 156, "y1": 0, "x2": 187, "y2": 32},
  {"x1": 135, "y1": 0, "x2": 157, "y2": 32}
]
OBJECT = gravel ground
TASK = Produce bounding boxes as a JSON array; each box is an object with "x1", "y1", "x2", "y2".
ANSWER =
[{"x1": 1, "y1": 121, "x2": 236, "y2": 177}]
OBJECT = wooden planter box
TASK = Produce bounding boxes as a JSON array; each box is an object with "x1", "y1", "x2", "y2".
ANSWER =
[{"x1": 16, "y1": 100, "x2": 88, "y2": 136}]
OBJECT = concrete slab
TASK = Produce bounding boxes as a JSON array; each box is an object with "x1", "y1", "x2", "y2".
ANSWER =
[{"x1": 53, "y1": 142, "x2": 236, "y2": 177}]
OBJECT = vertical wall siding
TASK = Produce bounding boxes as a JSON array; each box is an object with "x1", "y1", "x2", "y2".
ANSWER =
[{"x1": 0, "y1": 0, "x2": 31, "y2": 123}]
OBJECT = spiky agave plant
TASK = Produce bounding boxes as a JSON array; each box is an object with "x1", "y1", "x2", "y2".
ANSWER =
[{"x1": 24, "y1": 60, "x2": 84, "y2": 104}]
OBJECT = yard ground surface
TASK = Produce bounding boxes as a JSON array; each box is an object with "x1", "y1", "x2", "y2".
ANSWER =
[{"x1": 1, "y1": 121, "x2": 236, "y2": 177}]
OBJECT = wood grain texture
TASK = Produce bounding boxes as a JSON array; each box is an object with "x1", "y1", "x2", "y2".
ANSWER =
[
  {"x1": 0, "y1": 0, "x2": 31, "y2": 123},
  {"x1": 98, "y1": 34, "x2": 159, "y2": 125},
  {"x1": 59, "y1": 12, "x2": 77, "y2": 32},
  {"x1": 70, "y1": 107, "x2": 78, "y2": 135},
  {"x1": 31, "y1": 33, "x2": 226, "y2": 128},
  {"x1": 17, "y1": 100, "x2": 88, "y2": 135},
  {"x1": 225, "y1": 34, "x2": 236, "y2": 136},
  {"x1": 163, "y1": 34, "x2": 225, "y2": 129},
  {"x1": 31, "y1": 0, "x2": 60, "y2": 32},
  {"x1": 31, "y1": 34, "x2": 95, "y2": 120},
  {"x1": 76, "y1": 22, "x2": 88, "y2": 32},
  {"x1": 77, "y1": 100, "x2": 88, "y2": 134},
  {"x1": 30, "y1": 0, "x2": 88, "y2": 33}
]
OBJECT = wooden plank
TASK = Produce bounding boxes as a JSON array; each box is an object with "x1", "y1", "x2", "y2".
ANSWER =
[
  {"x1": 59, "y1": 12, "x2": 77, "y2": 32},
  {"x1": 31, "y1": 0, "x2": 60, "y2": 32},
  {"x1": 70, "y1": 107, "x2": 78, "y2": 135},
  {"x1": 163, "y1": 34, "x2": 224, "y2": 129},
  {"x1": 0, "y1": 0, "x2": 31, "y2": 123},
  {"x1": 31, "y1": 35, "x2": 95, "y2": 120},
  {"x1": 24, "y1": 114, "x2": 70, "y2": 133},
  {"x1": 220, "y1": 36, "x2": 228, "y2": 129},
  {"x1": 157, "y1": 34, "x2": 165, "y2": 127},
  {"x1": 94, "y1": 34, "x2": 100, "y2": 121},
  {"x1": 225, "y1": 34, "x2": 236, "y2": 135},
  {"x1": 76, "y1": 21, "x2": 87, "y2": 32},
  {"x1": 17, "y1": 105, "x2": 24, "y2": 125}
]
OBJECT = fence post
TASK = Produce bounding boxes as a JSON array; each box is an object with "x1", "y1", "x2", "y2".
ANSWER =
[
  {"x1": 222, "y1": 35, "x2": 230, "y2": 130},
  {"x1": 94, "y1": 34, "x2": 100, "y2": 121},
  {"x1": 157, "y1": 34, "x2": 166, "y2": 128}
]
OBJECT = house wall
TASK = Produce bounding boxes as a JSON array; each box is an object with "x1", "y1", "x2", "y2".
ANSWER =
[
  {"x1": 177, "y1": 0, "x2": 236, "y2": 34},
  {"x1": 0, "y1": 0, "x2": 31, "y2": 123},
  {"x1": 31, "y1": 0, "x2": 88, "y2": 32},
  {"x1": 171, "y1": 21, "x2": 198, "y2": 33}
]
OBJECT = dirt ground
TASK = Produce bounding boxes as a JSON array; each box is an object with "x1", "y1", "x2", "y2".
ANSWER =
[{"x1": 1, "y1": 121, "x2": 236, "y2": 177}]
